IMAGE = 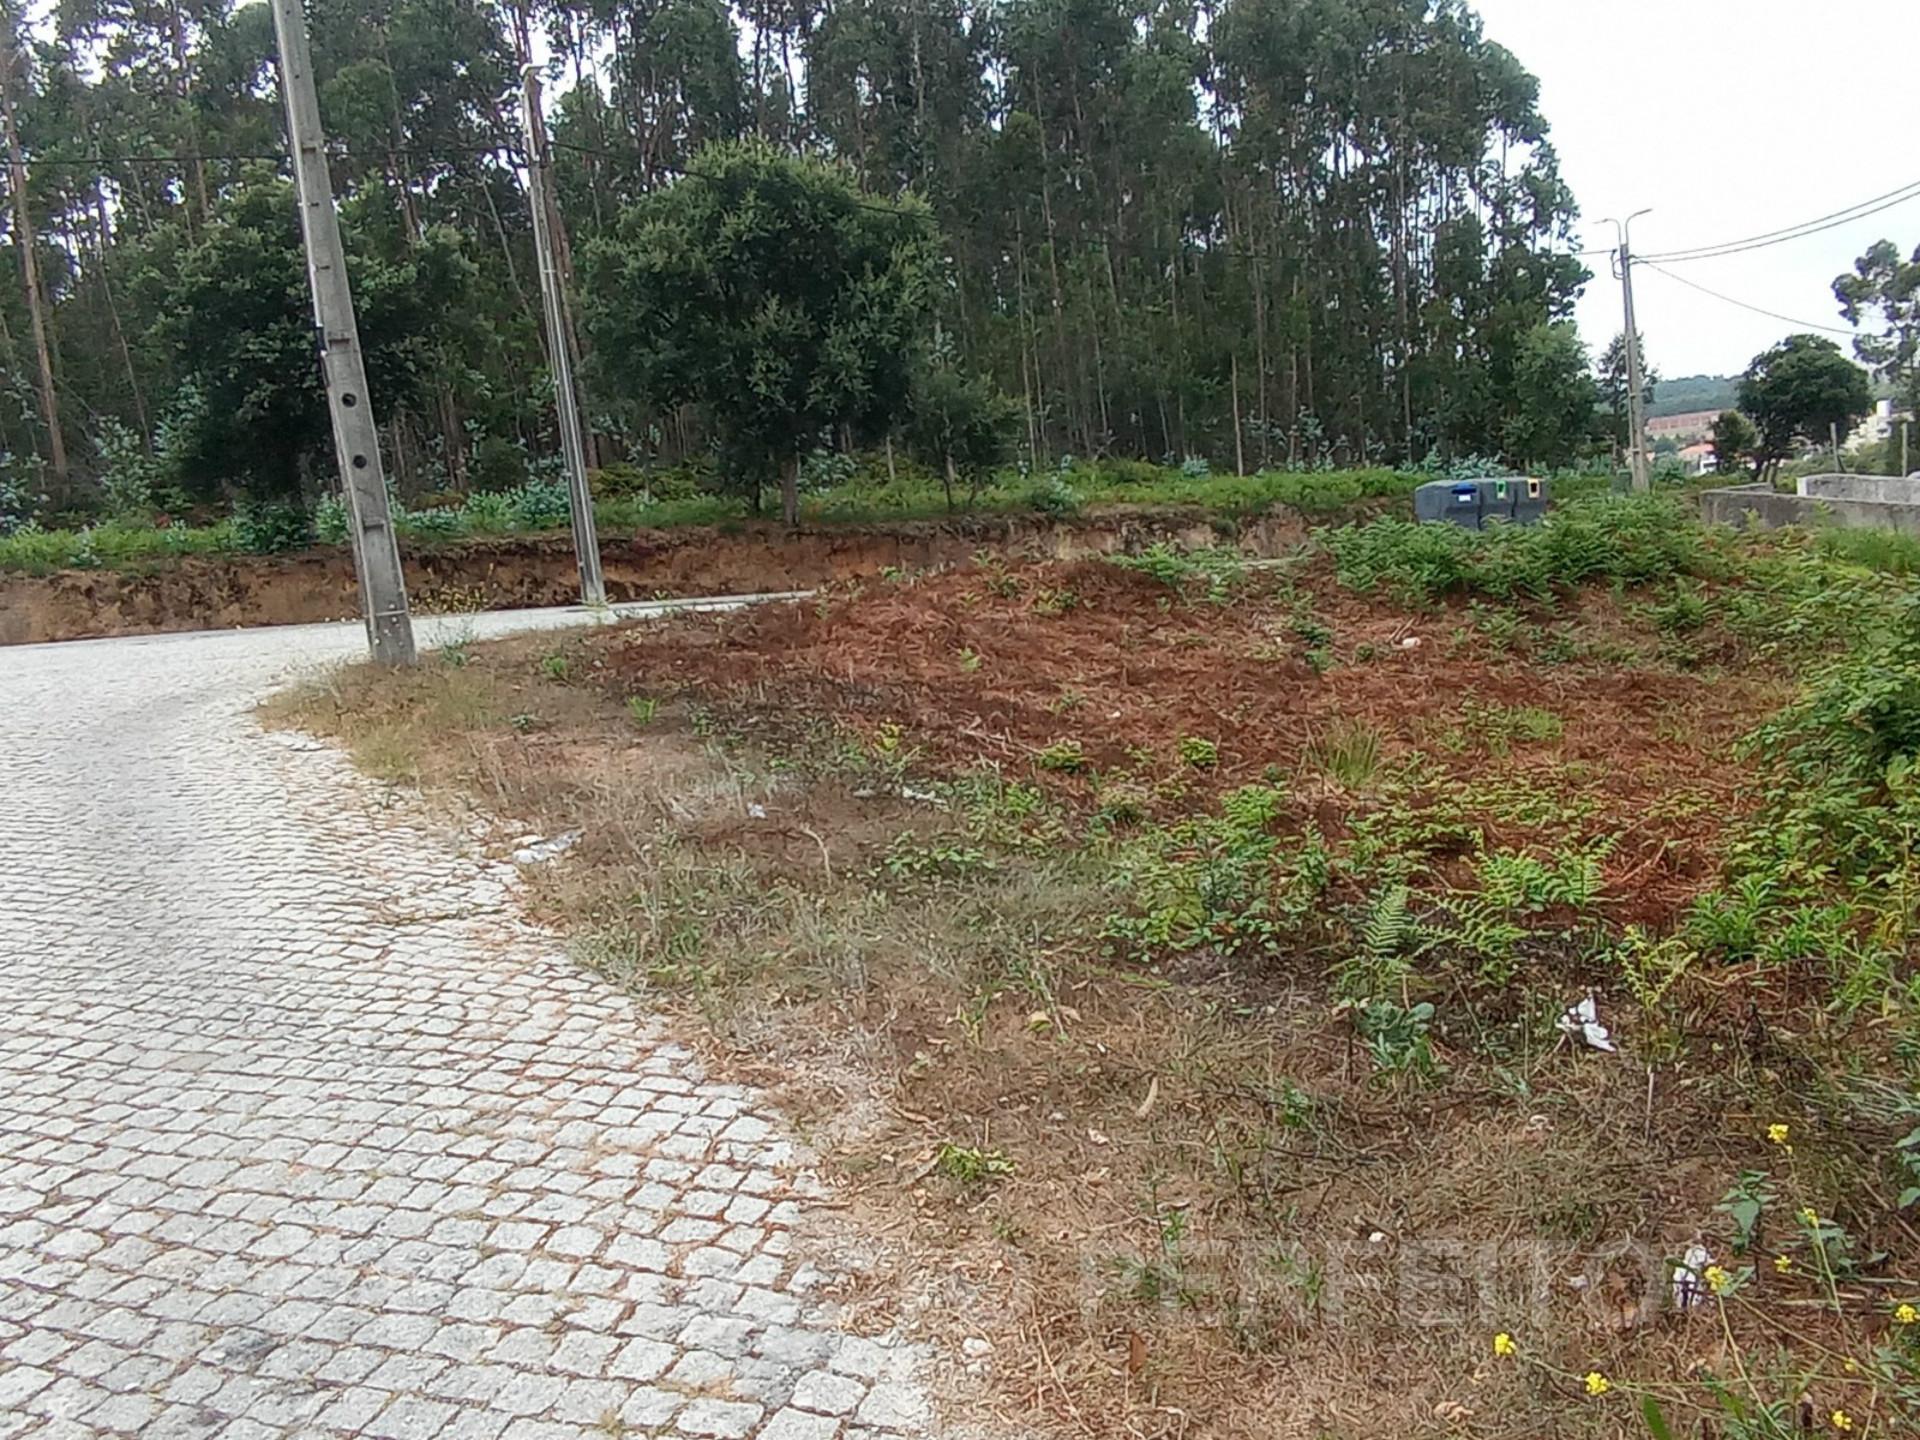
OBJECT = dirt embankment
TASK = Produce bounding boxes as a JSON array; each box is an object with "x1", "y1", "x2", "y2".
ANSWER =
[{"x1": 0, "y1": 508, "x2": 1306, "y2": 647}]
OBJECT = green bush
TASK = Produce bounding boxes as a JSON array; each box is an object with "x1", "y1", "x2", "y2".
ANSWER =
[
  {"x1": 470, "y1": 435, "x2": 531, "y2": 493},
  {"x1": 462, "y1": 490, "x2": 515, "y2": 534},
  {"x1": 0, "y1": 526, "x2": 75, "y2": 572},
  {"x1": 1083, "y1": 457, "x2": 1165, "y2": 488},
  {"x1": 0, "y1": 519, "x2": 240, "y2": 574},
  {"x1": 1738, "y1": 595, "x2": 1920, "y2": 886},
  {"x1": 92, "y1": 418, "x2": 162, "y2": 519},
  {"x1": 590, "y1": 462, "x2": 652, "y2": 499},
  {"x1": 232, "y1": 501, "x2": 314, "y2": 554},
  {"x1": 505, "y1": 478, "x2": 572, "y2": 529},
  {"x1": 396, "y1": 505, "x2": 465, "y2": 540},
  {"x1": 1323, "y1": 494, "x2": 1709, "y2": 605},
  {"x1": 314, "y1": 496, "x2": 349, "y2": 544},
  {"x1": 1815, "y1": 525, "x2": 1920, "y2": 576}
]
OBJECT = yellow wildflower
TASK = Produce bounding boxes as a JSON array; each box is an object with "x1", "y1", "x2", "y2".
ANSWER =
[
  {"x1": 1801, "y1": 1206, "x2": 1820, "y2": 1226},
  {"x1": 1831, "y1": 1411, "x2": 1853, "y2": 1432},
  {"x1": 1774, "y1": 1254, "x2": 1793, "y2": 1274},
  {"x1": 1704, "y1": 1265, "x2": 1732, "y2": 1295},
  {"x1": 1768, "y1": 1123, "x2": 1791, "y2": 1146},
  {"x1": 1492, "y1": 1332, "x2": 1517, "y2": 1357},
  {"x1": 1897, "y1": 1302, "x2": 1919, "y2": 1326},
  {"x1": 1844, "y1": 1358, "x2": 1861, "y2": 1375},
  {"x1": 1584, "y1": 1372, "x2": 1612, "y2": 1398}
]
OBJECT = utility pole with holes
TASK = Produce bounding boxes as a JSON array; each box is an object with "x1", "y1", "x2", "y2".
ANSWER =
[
  {"x1": 519, "y1": 64, "x2": 605, "y2": 607},
  {"x1": 1607, "y1": 209, "x2": 1653, "y2": 494},
  {"x1": 270, "y1": 0, "x2": 415, "y2": 665}
]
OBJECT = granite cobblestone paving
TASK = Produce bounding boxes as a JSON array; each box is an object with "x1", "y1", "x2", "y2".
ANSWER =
[{"x1": 0, "y1": 611, "x2": 934, "y2": 1440}]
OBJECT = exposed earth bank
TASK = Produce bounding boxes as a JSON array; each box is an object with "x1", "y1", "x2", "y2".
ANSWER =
[{"x1": 0, "y1": 507, "x2": 1308, "y2": 646}]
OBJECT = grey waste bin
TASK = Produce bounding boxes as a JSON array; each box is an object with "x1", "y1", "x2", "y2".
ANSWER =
[
  {"x1": 1510, "y1": 476, "x2": 1550, "y2": 526},
  {"x1": 1414, "y1": 480, "x2": 1486, "y2": 530},
  {"x1": 1480, "y1": 477, "x2": 1519, "y2": 525}
]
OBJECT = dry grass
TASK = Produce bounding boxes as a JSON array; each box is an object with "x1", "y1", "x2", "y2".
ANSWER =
[{"x1": 268, "y1": 563, "x2": 1916, "y2": 1440}]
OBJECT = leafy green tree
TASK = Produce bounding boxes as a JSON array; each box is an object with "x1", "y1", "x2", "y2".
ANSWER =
[
  {"x1": 0, "y1": 0, "x2": 1599, "y2": 504},
  {"x1": 1834, "y1": 238, "x2": 1920, "y2": 421},
  {"x1": 580, "y1": 140, "x2": 936, "y2": 524},
  {"x1": 144, "y1": 178, "x2": 472, "y2": 501},
  {"x1": 1709, "y1": 410, "x2": 1756, "y2": 478},
  {"x1": 904, "y1": 361, "x2": 1018, "y2": 509},
  {"x1": 1500, "y1": 323, "x2": 1598, "y2": 470},
  {"x1": 1737, "y1": 334, "x2": 1873, "y2": 479}
]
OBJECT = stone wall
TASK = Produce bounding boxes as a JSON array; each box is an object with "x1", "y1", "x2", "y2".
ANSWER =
[
  {"x1": 1795, "y1": 473, "x2": 1920, "y2": 504},
  {"x1": 1699, "y1": 482, "x2": 1920, "y2": 536}
]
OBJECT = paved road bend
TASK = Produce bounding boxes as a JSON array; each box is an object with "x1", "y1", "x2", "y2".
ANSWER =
[{"x1": 0, "y1": 604, "x2": 937, "y2": 1440}]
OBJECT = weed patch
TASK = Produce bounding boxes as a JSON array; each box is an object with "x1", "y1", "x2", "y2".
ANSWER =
[{"x1": 268, "y1": 503, "x2": 1920, "y2": 1440}]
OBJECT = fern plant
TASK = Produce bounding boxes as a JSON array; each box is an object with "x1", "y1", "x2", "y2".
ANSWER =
[{"x1": 1336, "y1": 884, "x2": 1432, "y2": 1000}]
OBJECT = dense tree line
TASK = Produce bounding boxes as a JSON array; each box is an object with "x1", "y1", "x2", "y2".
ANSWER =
[{"x1": 0, "y1": 0, "x2": 1598, "y2": 515}]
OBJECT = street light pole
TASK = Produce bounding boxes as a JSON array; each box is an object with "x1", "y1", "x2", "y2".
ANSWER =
[
  {"x1": 270, "y1": 0, "x2": 416, "y2": 665},
  {"x1": 519, "y1": 63, "x2": 605, "y2": 608},
  {"x1": 1605, "y1": 209, "x2": 1654, "y2": 494}
]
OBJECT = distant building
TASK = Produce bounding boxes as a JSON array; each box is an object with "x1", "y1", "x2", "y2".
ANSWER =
[
  {"x1": 1678, "y1": 441, "x2": 1717, "y2": 475},
  {"x1": 1847, "y1": 397, "x2": 1901, "y2": 450},
  {"x1": 1647, "y1": 409, "x2": 1723, "y2": 444}
]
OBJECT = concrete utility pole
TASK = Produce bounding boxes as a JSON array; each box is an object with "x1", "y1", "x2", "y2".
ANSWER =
[
  {"x1": 519, "y1": 64, "x2": 605, "y2": 607},
  {"x1": 270, "y1": 0, "x2": 415, "y2": 666},
  {"x1": 1605, "y1": 209, "x2": 1654, "y2": 494}
]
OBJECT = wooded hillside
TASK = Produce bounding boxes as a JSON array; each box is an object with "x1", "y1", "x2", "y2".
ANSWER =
[{"x1": 0, "y1": 0, "x2": 1591, "y2": 511}]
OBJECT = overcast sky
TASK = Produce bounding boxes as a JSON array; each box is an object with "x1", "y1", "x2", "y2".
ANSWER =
[{"x1": 1472, "y1": 0, "x2": 1920, "y2": 381}]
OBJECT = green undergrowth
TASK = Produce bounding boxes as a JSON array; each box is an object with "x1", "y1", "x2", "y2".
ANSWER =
[
  {"x1": 2, "y1": 463, "x2": 1428, "y2": 576},
  {"x1": 1323, "y1": 493, "x2": 1719, "y2": 604},
  {"x1": 277, "y1": 493, "x2": 1920, "y2": 1438}
]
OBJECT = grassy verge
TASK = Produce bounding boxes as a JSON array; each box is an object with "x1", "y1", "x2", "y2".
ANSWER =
[
  {"x1": 2, "y1": 464, "x2": 1437, "y2": 576},
  {"x1": 271, "y1": 498, "x2": 1920, "y2": 1438}
]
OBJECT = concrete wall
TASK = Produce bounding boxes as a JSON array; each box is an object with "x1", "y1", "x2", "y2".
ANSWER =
[
  {"x1": 1699, "y1": 482, "x2": 1920, "y2": 537},
  {"x1": 1796, "y1": 472, "x2": 1920, "y2": 504}
]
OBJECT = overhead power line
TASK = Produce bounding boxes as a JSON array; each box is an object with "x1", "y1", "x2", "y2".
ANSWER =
[
  {"x1": 1638, "y1": 260, "x2": 1860, "y2": 338},
  {"x1": 1640, "y1": 180, "x2": 1920, "y2": 264},
  {"x1": 25, "y1": 141, "x2": 517, "y2": 167}
]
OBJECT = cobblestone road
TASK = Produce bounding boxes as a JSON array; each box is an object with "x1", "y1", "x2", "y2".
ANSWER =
[{"x1": 0, "y1": 610, "x2": 934, "y2": 1440}]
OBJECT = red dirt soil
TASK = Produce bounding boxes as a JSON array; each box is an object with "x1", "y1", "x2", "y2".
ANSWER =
[
  {"x1": 600, "y1": 557, "x2": 1785, "y2": 928},
  {"x1": 0, "y1": 509, "x2": 1308, "y2": 646}
]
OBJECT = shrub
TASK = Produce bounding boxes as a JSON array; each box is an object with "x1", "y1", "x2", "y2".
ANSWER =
[
  {"x1": 232, "y1": 500, "x2": 314, "y2": 554},
  {"x1": 461, "y1": 489, "x2": 515, "y2": 534},
  {"x1": 0, "y1": 453, "x2": 42, "y2": 535},
  {"x1": 92, "y1": 418, "x2": 161, "y2": 519},
  {"x1": 1324, "y1": 494, "x2": 1709, "y2": 605},
  {"x1": 1028, "y1": 475, "x2": 1081, "y2": 518},
  {"x1": 470, "y1": 435, "x2": 531, "y2": 493},
  {"x1": 314, "y1": 495, "x2": 349, "y2": 544},
  {"x1": 1109, "y1": 544, "x2": 1245, "y2": 602},
  {"x1": 0, "y1": 524, "x2": 71, "y2": 572},
  {"x1": 590, "y1": 462, "x2": 651, "y2": 499},
  {"x1": 505, "y1": 478, "x2": 573, "y2": 529},
  {"x1": 1737, "y1": 595, "x2": 1920, "y2": 887},
  {"x1": 397, "y1": 505, "x2": 465, "y2": 540},
  {"x1": 1086, "y1": 457, "x2": 1165, "y2": 488},
  {"x1": 800, "y1": 448, "x2": 859, "y2": 492},
  {"x1": 1412, "y1": 450, "x2": 1511, "y2": 482}
]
